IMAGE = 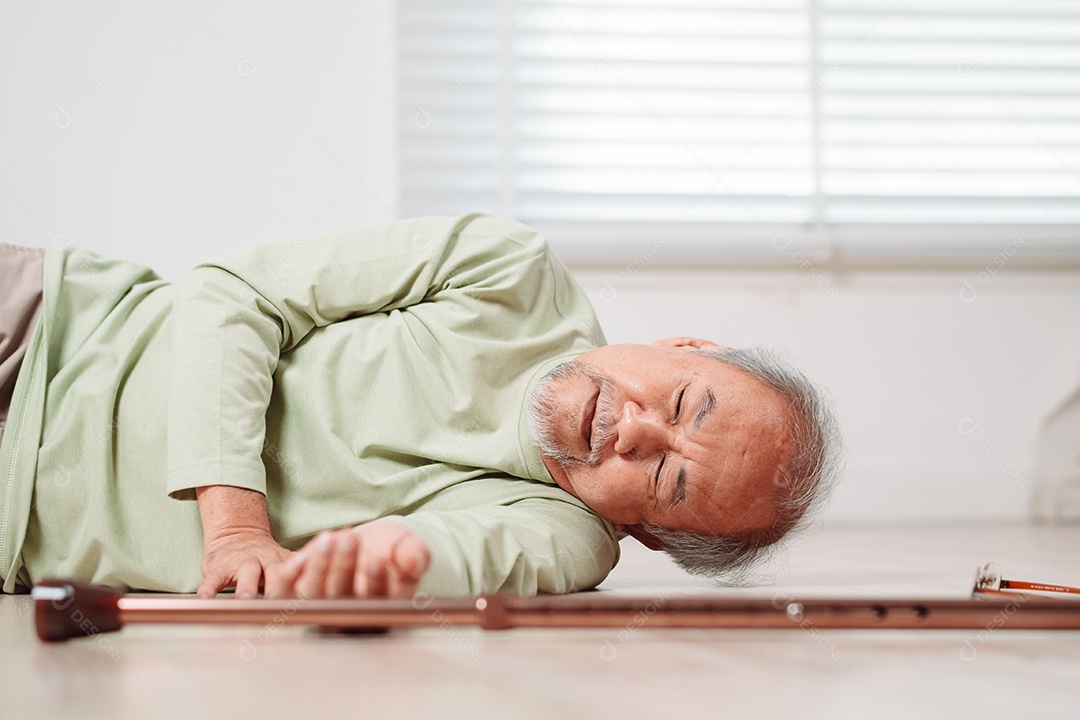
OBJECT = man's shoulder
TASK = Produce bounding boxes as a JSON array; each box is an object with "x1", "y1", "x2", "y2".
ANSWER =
[{"x1": 453, "y1": 213, "x2": 546, "y2": 243}]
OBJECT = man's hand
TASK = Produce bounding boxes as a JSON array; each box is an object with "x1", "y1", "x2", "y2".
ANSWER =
[
  {"x1": 198, "y1": 527, "x2": 293, "y2": 598},
  {"x1": 195, "y1": 485, "x2": 290, "y2": 599},
  {"x1": 265, "y1": 520, "x2": 430, "y2": 599}
]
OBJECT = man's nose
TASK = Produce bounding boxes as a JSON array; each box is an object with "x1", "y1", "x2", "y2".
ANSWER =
[{"x1": 612, "y1": 401, "x2": 668, "y2": 457}]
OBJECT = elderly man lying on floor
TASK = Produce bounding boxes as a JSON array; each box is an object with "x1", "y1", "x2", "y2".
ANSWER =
[{"x1": 0, "y1": 214, "x2": 841, "y2": 599}]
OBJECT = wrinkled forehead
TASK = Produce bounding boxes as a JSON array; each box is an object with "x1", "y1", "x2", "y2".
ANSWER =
[
  {"x1": 687, "y1": 366, "x2": 794, "y2": 534},
  {"x1": 702, "y1": 362, "x2": 792, "y2": 441}
]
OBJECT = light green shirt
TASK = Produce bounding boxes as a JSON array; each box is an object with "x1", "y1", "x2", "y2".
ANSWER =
[{"x1": 0, "y1": 214, "x2": 620, "y2": 595}]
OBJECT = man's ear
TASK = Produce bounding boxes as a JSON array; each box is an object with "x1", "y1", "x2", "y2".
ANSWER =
[
  {"x1": 621, "y1": 524, "x2": 666, "y2": 552},
  {"x1": 651, "y1": 336, "x2": 724, "y2": 350}
]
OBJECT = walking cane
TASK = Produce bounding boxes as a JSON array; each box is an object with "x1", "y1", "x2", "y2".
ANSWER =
[{"x1": 30, "y1": 565, "x2": 1080, "y2": 642}]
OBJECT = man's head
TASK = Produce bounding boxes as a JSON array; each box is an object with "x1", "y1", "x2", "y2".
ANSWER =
[{"x1": 527, "y1": 337, "x2": 842, "y2": 583}]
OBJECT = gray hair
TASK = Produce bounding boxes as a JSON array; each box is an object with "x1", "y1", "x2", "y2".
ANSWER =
[{"x1": 641, "y1": 346, "x2": 844, "y2": 585}]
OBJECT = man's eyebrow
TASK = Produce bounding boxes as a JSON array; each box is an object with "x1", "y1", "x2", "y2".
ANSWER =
[
  {"x1": 669, "y1": 466, "x2": 689, "y2": 509},
  {"x1": 692, "y1": 388, "x2": 716, "y2": 430}
]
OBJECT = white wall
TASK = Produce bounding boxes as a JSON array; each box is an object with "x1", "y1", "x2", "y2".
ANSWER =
[
  {"x1": 3, "y1": 2, "x2": 1078, "y2": 524},
  {"x1": 0, "y1": 0, "x2": 397, "y2": 280}
]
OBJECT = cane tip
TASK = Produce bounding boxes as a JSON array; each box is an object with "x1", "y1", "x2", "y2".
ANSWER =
[{"x1": 32, "y1": 578, "x2": 125, "y2": 642}]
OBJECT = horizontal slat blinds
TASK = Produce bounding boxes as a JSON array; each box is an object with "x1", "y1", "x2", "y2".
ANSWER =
[
  {"x1": 400, "y1": 0, "x2": 1080, "y2": 262},
  {"x1": 820, "y1": 0, "x2": 1080, "y2": 255},
  {"x1": 400, "y1": 1, "x2": 506, "y2": 216}
]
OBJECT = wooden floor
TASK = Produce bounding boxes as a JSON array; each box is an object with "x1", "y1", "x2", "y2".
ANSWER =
[{"x1": 2, "y1": 521, "x2": 1077, "y2": 719}]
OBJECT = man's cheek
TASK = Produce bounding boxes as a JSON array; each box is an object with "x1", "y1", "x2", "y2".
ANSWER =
[{"x1": 590, "y1": 467, "x2": 638, "y2": 509}]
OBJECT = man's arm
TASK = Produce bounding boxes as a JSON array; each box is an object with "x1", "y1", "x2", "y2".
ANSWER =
[
  {"x1": 266, "y1": 499, "x2": 621, "y2": 598},
  {"x1": 393, "y1": 501, "x2": 621, "y2": 596},
  {"x1": 195, "y1": 485, "x2": 291, "y2": 598},
  {"x1": 198, "y1": 485, "x2": 431, "y2": 599},
  {"x1": 166, "y1": 214, "x2": 552, "y2": 593},
  {"x1": 166, "y1": 214, "x2": 549, "y2": 501}
]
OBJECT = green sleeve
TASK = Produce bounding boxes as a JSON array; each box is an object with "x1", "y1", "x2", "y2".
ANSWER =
[
  {"x1": 165, "y1": 213, "x2": 549, "y2": 500},
  {"x1": 382, "y1": 500, "x2": 622, "y2": 596}
]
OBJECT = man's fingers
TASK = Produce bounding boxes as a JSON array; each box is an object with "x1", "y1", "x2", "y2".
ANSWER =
[
  {"x1": 265, "y1": 553, "x2": 305, "y2": 599},
  {"x1": 396, "y1": 536, "x2": 431, "y2": 579},
  {"x1": 234, "y1": 561, "x2": 262, "y2": 599},
  {"x1": 197, "y1": 573, "x2": 228, "y2": 599},
  {"x1": 198, "y1": 569, "x2": 234, "y2": 595},
  {"x1": 243, "y1": 525, "x2": 431, "y2": 599},
  {"x1": 387, "y1": 535, "x2": 430, "y2": 598},
  {"x1": 356, "y1": 546, "x2": 390, "y2": 597},
  {"x1": 296, "y1": 532, "x2": 333, "y2": 599},
  {"x1": 324, "y1": 533, "x2": 358, "y2": 598}
]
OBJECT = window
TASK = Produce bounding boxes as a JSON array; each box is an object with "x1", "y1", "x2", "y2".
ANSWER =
[{"x1": 400, "y1": 0, "x2": 1080, "y2": 263}]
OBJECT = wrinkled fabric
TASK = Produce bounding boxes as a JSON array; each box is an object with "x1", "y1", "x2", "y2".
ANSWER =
[{"x1": 1, "y1": 215, "x2": 620, "y2": 596}]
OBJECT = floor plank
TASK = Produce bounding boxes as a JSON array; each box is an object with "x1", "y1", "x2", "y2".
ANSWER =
[{"x1": 2, "y1": 521, "x2": 1077, "y2": 719}]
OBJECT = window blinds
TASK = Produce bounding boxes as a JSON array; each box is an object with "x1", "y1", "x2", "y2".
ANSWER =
[{"x1": 400, "y1": 0, "x2": 1080, "y2": 263}]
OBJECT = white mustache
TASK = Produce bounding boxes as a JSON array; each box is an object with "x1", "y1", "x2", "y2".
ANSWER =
[
  {"x1": 526, "y1": 359, "x2": 618, "y2": 469},
  {"x1": 583, "y1": 386, "x2": 618, "y2": 465}
]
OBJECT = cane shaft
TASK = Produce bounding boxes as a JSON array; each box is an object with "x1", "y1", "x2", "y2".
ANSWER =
[
  {"x1": 116, "y1": 596, "x2": 478, "y2": 627},
  {"x1": 34, "y1": 577, "x2": 1080, "y2": 642}
]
